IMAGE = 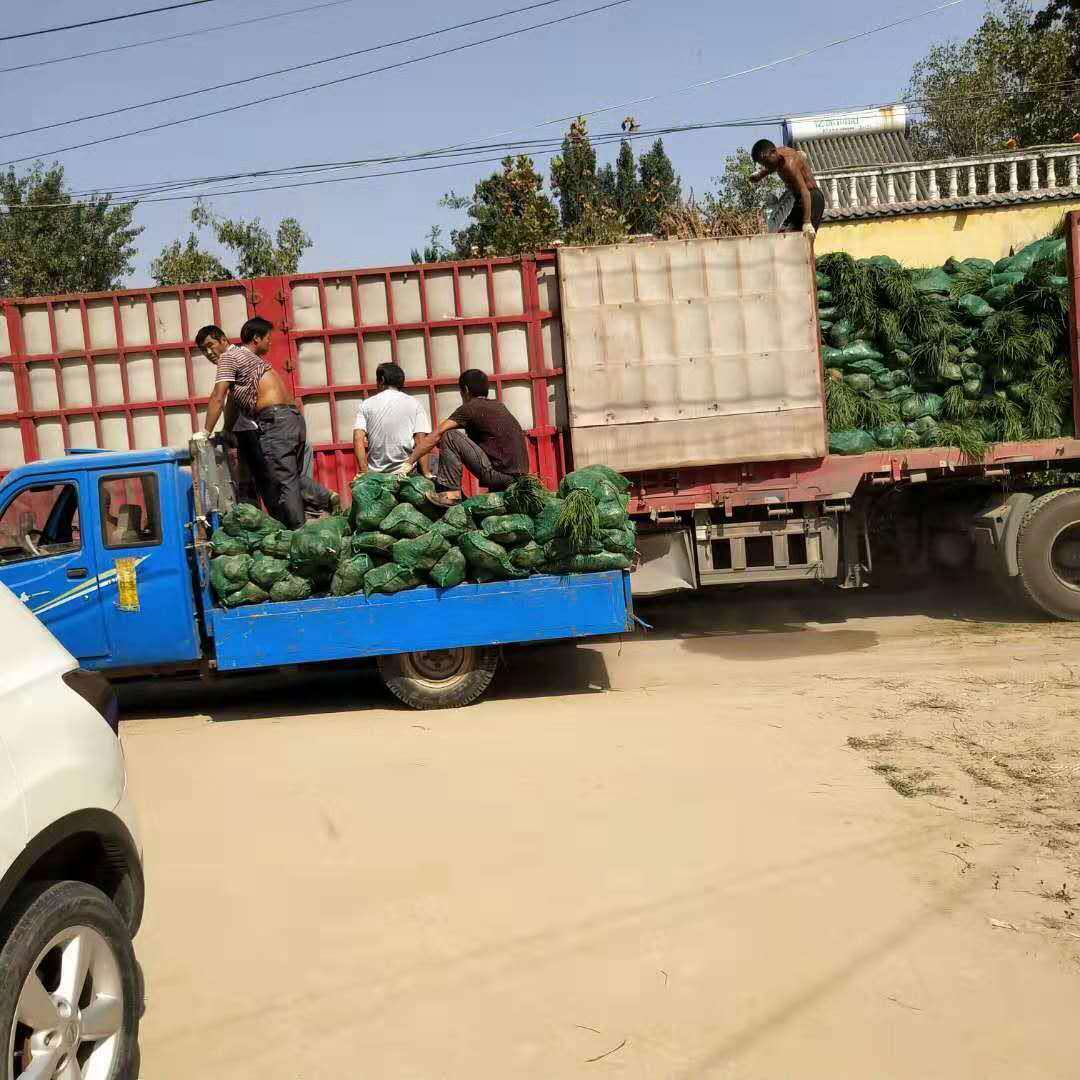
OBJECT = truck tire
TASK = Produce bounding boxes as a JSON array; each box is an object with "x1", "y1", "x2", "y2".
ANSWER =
[
  {"x1": 0, "y1": 880, "x2": 140, "y2": 1080},
  {"x1": 1015, "y1": 488, "x2": 1080, "y2": 620},
  {"x1": 377, "y1": 647, "x2": 500, "y2": 710}
]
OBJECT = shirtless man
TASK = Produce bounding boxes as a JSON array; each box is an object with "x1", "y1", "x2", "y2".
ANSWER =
[{"x1": 749, "y1": 139, "x2": 825, "y2": 240}]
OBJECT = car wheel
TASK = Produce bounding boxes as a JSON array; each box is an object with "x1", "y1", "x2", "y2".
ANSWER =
[
  {"x1": 0, "y1": 881, "x2": 140, "y2": 1080},
  {"x1": 1015, "y1": 488, "x2": 1080, "y2": 620},
  {"x1": 377, "y1": 646, "x2": 500, "y2": 709}
]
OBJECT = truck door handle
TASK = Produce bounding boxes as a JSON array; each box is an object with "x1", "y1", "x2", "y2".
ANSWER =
[{"x1": 66, "y1": 567, "x2": 88, "y2": 580}]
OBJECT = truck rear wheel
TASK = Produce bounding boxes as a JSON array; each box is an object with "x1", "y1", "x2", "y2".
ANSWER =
[
  {"x1": 1015, "y1": 488, "x2": 1080, "y2": 620},
  {"x1": 376, "y1": 647, "x2": 500, "y2": 710}
]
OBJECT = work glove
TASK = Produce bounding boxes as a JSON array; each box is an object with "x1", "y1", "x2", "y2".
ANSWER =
[
  {"x1": 190, "y1": 430, "x2": 209, "y2": 443},
  {"x1": 802, "y1": 223, "x2": 816, "y2": 239}
]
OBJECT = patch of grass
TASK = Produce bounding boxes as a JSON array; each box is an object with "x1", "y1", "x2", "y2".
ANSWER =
[
  {"x1": 962, "y1": 763, "x2": 1003, "y2": 789},
  {"x1": 872, "y1": 763, "x2": 947, "y2": 798},
  {"x1": 908, "y1": 694, "x2": 963, "y2": 713},
  {"x1": 847, "y1": 732, "x2": 898, "y2": 751},
  {"x1": 995, "y1": 757, "x2": 1052, "y2": 786}
]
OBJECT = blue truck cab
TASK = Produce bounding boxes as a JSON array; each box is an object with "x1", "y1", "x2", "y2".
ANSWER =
[{"x1": 0, "y1": 446, "x2": 633, "y2": 708}]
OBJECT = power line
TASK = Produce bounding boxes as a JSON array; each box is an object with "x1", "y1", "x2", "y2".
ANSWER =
[
  {"x1": 0, "y1": 0, "x2": 229, "y2": 43},
  {"x1": 2, "y1": 0, "x2": 581, "y2": 141},
  {"x1": 0, "y1": 0, "x2": 631, "y2": 169},
  {"x1": 0, "y1": 0, "x2": 363, "y2": 77}
]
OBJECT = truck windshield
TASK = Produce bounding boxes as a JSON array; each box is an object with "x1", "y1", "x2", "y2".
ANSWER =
[{"x1": 0, "y1": 483, "x2": 80, "y2": 564}]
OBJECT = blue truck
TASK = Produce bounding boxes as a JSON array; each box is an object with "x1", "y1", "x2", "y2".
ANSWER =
[{"x1": 0, "y1": 442, "x2": 633, "y2": 709}]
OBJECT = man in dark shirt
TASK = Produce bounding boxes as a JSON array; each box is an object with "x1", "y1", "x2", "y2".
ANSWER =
[{"x1": 406, "y1": 368, "x2": 528, "y2": 508}]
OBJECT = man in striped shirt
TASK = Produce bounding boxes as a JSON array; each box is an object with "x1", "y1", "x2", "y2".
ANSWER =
[{"x1": 196, "y1": 318, "x2": 336, "y2": 529}]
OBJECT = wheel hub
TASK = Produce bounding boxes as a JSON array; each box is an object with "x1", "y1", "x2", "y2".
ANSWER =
[{"x1": 407, "y1": 648, "x2": 468, "y2": 681}]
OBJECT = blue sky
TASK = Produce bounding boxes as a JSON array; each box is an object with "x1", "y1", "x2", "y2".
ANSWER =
[{"x1": 7, "y1": 0, "x2": 985, "y2": 284}]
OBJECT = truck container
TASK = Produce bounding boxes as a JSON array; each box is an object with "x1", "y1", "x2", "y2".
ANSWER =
[{"x1": 0, "y1": 214, "x2": 1079, "y2": 624}]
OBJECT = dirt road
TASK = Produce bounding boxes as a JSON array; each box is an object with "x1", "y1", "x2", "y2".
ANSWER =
[{"x1": 121, "y1": 582, "x2": 1080, "y2": 1078}]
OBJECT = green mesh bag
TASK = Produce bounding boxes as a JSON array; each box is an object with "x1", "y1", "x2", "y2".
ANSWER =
[
  {"x1": 461, "y1": 492, "x2": 507, "y2": 519},
  {"x1": 601, "y1": 522, "x2": 637, "y2": 559},
  {"x1": 221, "y1": 503, "x2": 274, "y2": 539},
  {"x1": 962, "y1": 378, "x2": 983, "y2": 399},
  {"x1": 392, "y1": 530, "x2": 450, "y2": 573},
  {"x1": 269, "y1": 574, "x2": 312, "y2": 603},
  {"x1": 533, "y1": 499, "x2": 565, "y2": 544},
  {"x1": 597, "y1": 497, "x2": 630, "y2": 529},
  {"x1": 289, "y1": 517, "x2": 350, "y2": 581},
  {"x1": 509, "y1": 541, "x2": 546, "y2": 572},
  {"x1": 901, "y1": 393, "x2": 944, "y2": 421},
  {"x1": 380, "y1": 503, "x2": 433, "y2": 539},
  {"x1": 210, "y1": 554, "x2": 252, "y2": 599},
  {"x1": 843, "y1": 374, "x2": 874, "y2": 392},
  {"x1": 909, "y1": 416, "x2": 941, "y2": 446},
  {"x1": 481, "y1": 514, "x2": 535, "y2": 545},
  {"x1": 458, "y1": 530, "x2": 527, "y2": 580},
  {"x1": 955, "y1": 294, "x2": 995, "y2": 320},
  {"x1": 913, "y1": 267, "x2": 953, "y2": 294},
  {"x1": 429, "y1": 547, "x2": 467, "y2": 588},
  {"x1": 221, "y1": 581, "x2": 269, "y2": 608},
  {"x1": 259, "y1": 529, "x2": 294, "y2": 559},
  {"x1": 846, "y1": 358, "x2": 886, "y2": 376},
  {"x1": 249, "y1": 554, "x2": 289, "y2": 590},
  {"x1": 505, "y1": 476, "x2": 555, "y2": 517},
  {"x1": 544, "y1": 536, "x2": 603, "y2": 563},
  {"x1": 210, "y1": 532, "x2": 249, "y2": 557},
  {"x1": 558, "y1": 464, "x2": 631, "y2": 496},
  {"x1": 349, "y1": 475, "x2": 397, "y2": 531},
  {"x1": 828, "y1": 318, "x2": 857, "y2": 348},
  {"x1": 839, "y1": 341, "x2": 885, "y2": 363},
  {"x1": 331, "y1": 553, "x2": 375, "y2": 596},
  {"x1": 352, "y1": 531, "x2": 395, "y2": 557},
  {"x1": 363, "y1": 563, "x2": 422, "y2": 597},
  {"x1": 872, "y1": 423, "x2": 908, "y2": 449},
  {"x1": 884, "y1": 385, "x2": 916, "y2": 403},
  {"x1": 396, "y1": 474, "x2": 436, "y2": 508},
  {"x1": 560, "y1": 552, "x2": 631, "y2": 572},
  {"x1": 828, "y1": 430, "x2": 877, "y2": 455}
]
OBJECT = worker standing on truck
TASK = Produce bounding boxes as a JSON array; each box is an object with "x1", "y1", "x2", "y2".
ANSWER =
[
  {"x1": 749, "y1": 139, "x2": 825, "y2": 240},
  {"x1": 353, "y1": 362, "x2": 433, "y2": 477},
  {"x1": 406, "y1": 369, "x2": 528, "y2": 508},
  {"x1": 195, "y1": 319, "x2": 338, "y2": 528}
]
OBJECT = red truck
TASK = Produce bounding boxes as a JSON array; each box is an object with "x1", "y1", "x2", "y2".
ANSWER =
[{"x1": 1, "y1": 212, "x2": 1078, "y2": 618}]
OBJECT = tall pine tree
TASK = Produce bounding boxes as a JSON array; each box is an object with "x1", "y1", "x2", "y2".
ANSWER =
[
  {"x1": 614, "y1": 139, "x2": 640, "y2": 223},
  {"x1": 550, "y1": 117, "x2": 599, "y2": 231},
  {"x1": 636, "y1": 139, "x2": 682, "y2": 235}
]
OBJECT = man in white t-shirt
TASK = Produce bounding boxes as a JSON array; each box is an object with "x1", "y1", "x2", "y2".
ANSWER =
[{"x1": 353, "y1": 362, "x2": 432, "y2": 476}]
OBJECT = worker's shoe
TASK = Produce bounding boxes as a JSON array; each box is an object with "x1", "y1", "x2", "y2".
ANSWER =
[{"x1": 425, "y1": 490, "x2": 462, "y2": 509}]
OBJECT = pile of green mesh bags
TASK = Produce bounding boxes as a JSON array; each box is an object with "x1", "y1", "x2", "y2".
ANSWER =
[
  {"x1": 207, "y1": 465, "x2": 636, "y2": 607},
  {"x1": 818, "y1": 232, "x2": 1072, "y2": 455}
]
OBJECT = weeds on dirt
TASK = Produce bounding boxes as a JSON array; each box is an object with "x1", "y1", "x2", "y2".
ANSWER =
[
  {"x1": 847, "y1": 732, "x2": 899, "y2": 751},
  {"x1": 871, "y1": 762, "x2": 948, "y2": 799},
  {"x1": 908, "y1": 694, "x2": 964, "y2": 713}
]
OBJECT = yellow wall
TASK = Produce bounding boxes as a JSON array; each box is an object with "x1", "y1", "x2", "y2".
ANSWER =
[{"x1": 816, "y1": 199, "x2": 1080, "y2": 265}]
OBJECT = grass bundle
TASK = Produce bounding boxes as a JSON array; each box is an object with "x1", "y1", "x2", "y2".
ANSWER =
[
  {"x1": 949, "y1": 264, "x2": 994, "y2": 299},
  {"x1": 978, "y1": 393, "x2": 1028, "y2": 443},
  {"x1": 505, "y1": 475, "x2": 550, "y2": 517},
  {"x1": 825, "y1": 373, "x2": 860, "y2": 431},
  {"x1": 980, "y1": 308, "x2": 1033, "y2": 366},
  {"x1": 943, "y1": 384, "x2": 977, "y2": 420},
  {"x1": 935, "y1": 420, "x2": 987, "y2": 460},
  {"x1": 555, "y1": 489, "x2": 600, "y2": 549}
]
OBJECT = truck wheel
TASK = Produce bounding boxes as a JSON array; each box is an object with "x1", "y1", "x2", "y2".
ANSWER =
[
  {"x1": 1015, "y1": 488, "x2": 1080, "y2": 620},
  {"x1": 377, "y1": 647, "x2": 500, "y2": 710},
  {"x1": 0, "y1": 880, "x2": 140, "y2": 1080}
]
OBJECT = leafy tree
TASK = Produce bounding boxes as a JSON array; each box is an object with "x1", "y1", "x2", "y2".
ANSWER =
[
  {"x1": 151, "y1": 201, "x2": 312, "y2": 284},
  {"x1": 550, "y1": 117, "x2": 600, "y2": 231},
  {"x1": 410, "y1": 225, "x2": 453, "y2": 264},
  {"x1": 635, "y1": 139, "x2": 682, "y2": 234},
  {"x1": 613, "y1": 139, "x2": 640, "y2": 222},
  {"x1": 597, "y1": 163, "x2": 617, "y2": 205},
  {"x1": 441, "y1": 156, "x2": 560, "y2": 258},
  {"x1": 906, "y1": 0, "x2": 1078, "y2": 159},
  {"x1": 0, "y1": 163, "x2": 141, "y2": 298},
  {"x1": 564, "y1": 200, "x2": 629, "y2": 247},
  {"x1": 1033, "y1": 0, "x2": 1080, "y2": 80},
  {"x1": 712, "y1": 147, "x2": 784, "y2": 213}
]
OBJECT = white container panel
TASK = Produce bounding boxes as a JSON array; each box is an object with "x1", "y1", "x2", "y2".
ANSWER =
[
  {"x1": 153, "y1": 294, "x2": 183, "y2": 343},
  {"x1": 390, "y1": 274, "x2": 423, "y2": 325},
  {"x1": 324, "y1": 279, "x2": 355, "y2": 328},
  {"x1": 183, "y1": 293, "x2": 217, "y2": 337},
  {"x1": 118, "y1": 298, "x2": 151, "y2": 347},
  {"x1": 54, "y1": 306, "x2": 85, "y2": 353},
  {"x1": 0, "y1": 313, "x2": 11, "y2": 358},
  {"x1": 548, "y1": 376, "x2": 569, "y2": 430},
  {"x1": 595, "y1": 245, "x2": 635, "y2": 305},
  {"x1": 86, "y1": 301, "x2": 118, "y2": 350},
  {"x1": 542, "y1": 318, "x2": 563, "y2": 371},
  {"x1": 501, "y1": 382, "x2": 534, "y2": 430},
  {"x1": 132, "y1": 410, "x2": 163, "y2": 449},
  {"x1": 492, "y1": 265, "x2": 524, "y2": 315},
  {"x1": 28, "y1": 364, "x2": 59, "y2": 411},
  {"x1": 537, "y1": 264, "x2": 560, "y2": 313},
  {"x1": 290, "y1": 284, "x2": 322, "y2": 332},
  {"x1": 496, "y1": 325, "x2": 529, "y2": 373},
  {"x1": 302, "y1": 396, "x2": 333, "y2": 444},
  {"x1": 357, "y1": 277, "x2": 388, "y2": 325},
  {"x1": 406, "y1": 389, "x2": 432, "y2": 429},
  {"x1": 0, "y1": 367, "x2": 17, "y2": 412},
  {"x1": 362, "y1": 332, "x2": 392, "y2": 377},
  {"x1": 0, "y1": 423, "x2": 24, "y2": 468},
  {"x1": 429, "y1": 328, "x2": 460, "y2": 378},
  {"x1": 329, "y1": 338, "x2": 361, "y2": 385},
  {"x1": 164, "y1": 407, "x2": 194, "y2": 447},
  {"x1": 218, "y1": 289, "x2": 249, "y2": 337},
  {"x1": 462, "y1": 327, "x2": 494, "y2": 373},
  {"x1": 396, "y1": 330, "x2": 427, "y2": 381},
  {"x1": 100, "y1": 415, "x2": 129, "y2": 452},
  {"x1": 297, "y1": 340, "x2": 328, "y2": 388},
  {"x1": 158, "y1": 350, "x2": 190, "y2": 400},
  {"x1": 434, "y1": 387, "x2": 460, "y2": 426},
  {"x1": 35, "y1": 420, "x2": 65, "y2": 460},
  {"x1": 192, "y1": 352, "x2": 217, "y2": 397},
  {"x1": 60, "y1": 359, "x2": 93, "y2": 408},
  {"x1": 67, "y1": 415, "x2": 98, "y2": 450},
  {"x1": 195, "y1": 405, "x2": 208, "y2": 432},
  {"x1": 457, "y1": 267, "x2": 489, "y2": 317},
  {"x1": 125, "y1": 353, "x2": 157, "y2": 402},
  {"x1": 334, "y1": 393, "x2": 364, "y2": 441},
  {"x1": 424, "y1": 271, "x2": 456, "y2": 321},
  {"x1": 93, "y1": 357, "x2": 125, "y2": 406},
  {"x1": 21, "y1": 308, "x2": 52, "y2": 356}
]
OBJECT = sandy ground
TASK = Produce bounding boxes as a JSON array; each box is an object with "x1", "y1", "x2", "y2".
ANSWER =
[{"x1": 119, "y1": 579, "x2": 1080, "y2": 1078}]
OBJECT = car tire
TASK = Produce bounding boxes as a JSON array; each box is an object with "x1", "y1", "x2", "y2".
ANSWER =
[
  {"x1": 1015, "y1": 488, "x2": 1080, "y2": 620},
  {"x1": 377, "y1": 646, "x2": 500, "y2": 709},
  {"x1": 0, "y1": 880, "x2": 140, "y2": 1080}
]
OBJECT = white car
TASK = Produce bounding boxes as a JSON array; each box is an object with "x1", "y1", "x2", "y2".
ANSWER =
[{"x1": 0, "y1": 583, "x2": 143, "y2": 1080}]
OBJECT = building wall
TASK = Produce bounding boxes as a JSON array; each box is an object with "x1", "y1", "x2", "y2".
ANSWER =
[{"x1": 816, "y1": 198, "x2": 1080, "y2": 264}]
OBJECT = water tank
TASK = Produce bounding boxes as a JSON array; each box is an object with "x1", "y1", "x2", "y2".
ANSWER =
[{"x1": 783, "y1": 104, "x2": 909, "y2": 145}]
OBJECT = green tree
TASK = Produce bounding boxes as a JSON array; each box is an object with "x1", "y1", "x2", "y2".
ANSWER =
[
  {"x1": 151, "y1": 233, "x2": 232, "y2": 286},
  {"x1": 1033, "y1": 0, "x2": 1080, "y2": 80},
  {"x1": 0, "y1": 163, "x2": 141, "y2": 298},
  {"x1": 613, "y1": 139, "x2": 640, "y2": 222},
  {"x1": 636, "y1": 139, "x2": 682, "y2": 234},
  {"x1": 442, "y1": 155, "x2": 560, "y2": 258},
  {"x1": 597, "y1": 162, "x2": 617, "y2": 205},
  {"x1": 906, "y1": 0, "x2": 1078, "y2": 158},
  {"x1": 410, "y1": 225, "x2": 453, "y2": 264},
  {"x1": 713, "y1": 147, "x2": 783, "y2": 212},
  {"x1": 550, "y1": 117, "x2": 600, "y2": 231}
]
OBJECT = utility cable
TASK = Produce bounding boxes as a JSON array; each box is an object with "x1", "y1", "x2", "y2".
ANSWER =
[{"x1": 0, "y1": 0, "x2": 230, "y2": 43}]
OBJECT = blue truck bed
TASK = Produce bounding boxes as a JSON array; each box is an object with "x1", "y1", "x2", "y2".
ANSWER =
[{"x1": 208, "y1": 570, "x2": 633, "y2": 672}]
